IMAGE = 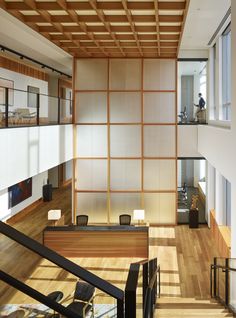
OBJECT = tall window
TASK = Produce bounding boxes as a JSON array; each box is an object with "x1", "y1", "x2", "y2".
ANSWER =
[
  {"x1": 222, "y1": 24, "x2": 231, "y2": 120},
  {"x1": 200, "y1": 65, "x2": 207, "y2": 103},
  {"x1": 212, "y1": 44, "x2": 217, "y2": 119},
  {"x1": 225, "y1": 179, "x2": 231, "y2": 227}
]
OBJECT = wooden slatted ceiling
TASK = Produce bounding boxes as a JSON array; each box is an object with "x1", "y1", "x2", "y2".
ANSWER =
[{"x1": 1, "y1": 0, "x2": 189, "y2": 58}]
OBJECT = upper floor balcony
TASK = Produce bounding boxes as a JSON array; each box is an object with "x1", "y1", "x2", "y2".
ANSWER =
[{"x1": 0, "y1": 86, "x2": 72, "y2": 128}]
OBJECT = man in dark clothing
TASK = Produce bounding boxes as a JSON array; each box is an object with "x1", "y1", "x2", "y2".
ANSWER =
[
  {"x1": 194, "y1": 93, "x2": 206, "y2": 110},
  {"x1": 194, "y1": 93, "x2": 206, "y2": 122}
]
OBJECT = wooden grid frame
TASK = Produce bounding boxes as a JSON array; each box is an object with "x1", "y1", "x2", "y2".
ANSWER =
[
  {"x1": 73, "y1": 58, "x2": 177, "y2": 225},
  {"x1": 1, "y1": 0, "x2": 189, "y2": 58}
]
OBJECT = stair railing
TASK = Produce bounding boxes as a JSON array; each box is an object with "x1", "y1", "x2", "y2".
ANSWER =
[
  {"x1": 1, "y1": 221, "x2": 161, "y2": 317},
  {"x1": 124, "y1": 257, "x2": 160, "y2": 318},
  {"x1": 210, "y1": 257, "x2": 236, "y2": 314},
  {"x1": 0, "y1": 221, "x2": 124, "y2": 317}
]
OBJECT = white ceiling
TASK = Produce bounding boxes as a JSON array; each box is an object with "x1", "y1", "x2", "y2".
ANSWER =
[
  {"x1": 0, "y1": 9, "x2": 72, "y2": 75},
  {"x1": 181, "y1": 0, "x2": 231, "y2": 50}
]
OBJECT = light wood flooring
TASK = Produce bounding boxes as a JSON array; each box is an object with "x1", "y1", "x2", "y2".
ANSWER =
[{"x1": 0, "y1": 185, "x2": 221, "y2": 313}]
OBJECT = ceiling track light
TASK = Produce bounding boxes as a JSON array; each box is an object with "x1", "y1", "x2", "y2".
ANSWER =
[{"x1": 0, "y1": 44, "x2": 72, "y2": 78}]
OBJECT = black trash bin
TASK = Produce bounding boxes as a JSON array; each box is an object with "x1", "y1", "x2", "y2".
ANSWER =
[
  {"x1": 189, "y1": 208, "x2": 199, "y2": 228},
  {"x1": 43, "y1": 183, "x2": 52, "y2": 201}
]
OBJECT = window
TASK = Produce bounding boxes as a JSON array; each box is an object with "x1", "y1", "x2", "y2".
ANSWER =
[
  {"x1": 222, "y1": 24, "x2": 231, "y2": 120},
  {"x1": 212, "y1": 44, "x2": 217, "y2": 119},
  {"x1": 225, "y1": 180, "x2": 231, "y2": 227}
]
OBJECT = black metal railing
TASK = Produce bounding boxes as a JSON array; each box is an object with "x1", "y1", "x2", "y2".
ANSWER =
[
  {"x1": 210, "y1": 257, "x2": 236, "y2": 314},
  {"x1": 1, "y1": 221, "x2": 161, "y2": 317},
  {"x1": 124, "y1": 258, "x2": 160, "y2": 318},
  {"x1": 0, "y1": 271, "x2": 80, "y2": 318},
  {"x1": 0, "y1": 86, "x2": 72, "y2": 128},
  {"x1": 0, "y1": 221, "x2": 124, "y2": 317}
]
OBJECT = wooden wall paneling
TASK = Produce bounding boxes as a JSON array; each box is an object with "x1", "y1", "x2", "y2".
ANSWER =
[
  {"x1": 44, "y1": 229, "x2": 149, "y2": 258},
  {"x1": 210, "y1": 210, "x2": 231, "y2": 258},
  {"x1": 0, "y1": 55, "x2": 49, "y2": 81},
  {"x1": 58, "y1": 78, "x2": 72, "y2": 90}
]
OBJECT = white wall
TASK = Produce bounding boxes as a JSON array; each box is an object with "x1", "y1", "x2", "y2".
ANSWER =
[
  {"x1": 178, "y1": 125, "x2": 202, "y2": 157},
  {"x1": 0, "y1": 67, "x2": 48, "y2": 117},
  {"x1": 0, "y1": 124, "x2": 73, "y2": 191},
  {"x1": 0, "y1": 171, "x2": 47, "y2": 221},
  {"x1": 198, "y1": 2, "x2": 236, "y2": 260},
  {"x1": 178, "y1": 49, "x2": 209, "y2": 59}
]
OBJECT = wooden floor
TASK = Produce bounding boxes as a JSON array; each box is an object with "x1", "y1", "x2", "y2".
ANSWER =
[{"x1": 0, "y1": 185, "x2": 220, "y2": 311}]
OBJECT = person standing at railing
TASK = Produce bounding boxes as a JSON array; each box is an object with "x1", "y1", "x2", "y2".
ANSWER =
[{"x1": 194, "y1": 93, "x2": 206, "y2": 122}]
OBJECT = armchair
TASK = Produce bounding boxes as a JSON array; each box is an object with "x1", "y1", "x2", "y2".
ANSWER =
[{"x1": 67, "y1": 281, "x2": 95, "y2": 318}]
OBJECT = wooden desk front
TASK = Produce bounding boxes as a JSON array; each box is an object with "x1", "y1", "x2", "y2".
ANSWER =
[{"x1": 43, "y1": 225, "x2": 149, "y2": 258}]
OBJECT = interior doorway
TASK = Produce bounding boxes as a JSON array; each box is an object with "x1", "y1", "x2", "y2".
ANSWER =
[
  {"x1": 178, "y1": 60, "x2": 207, "y2": 124},
  {"x1": 48, "y1": 160, "x2": 72, "y2": 189},
  {"x1": 177, "y1": 158, "x2": 206, "y2": 224}
]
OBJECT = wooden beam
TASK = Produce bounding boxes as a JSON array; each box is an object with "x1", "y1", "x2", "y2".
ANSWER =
[
  {"x1": 23, "y1": 14, "x2": 183, "y2": 24},
  {"x1": 121, "y1": 0, "x2": 143, "y2": 56},
  {"x1": 66, "y1": 8, "x2": 109, "y2": 56},
  {"x1": 6, "y1": 1, "x2": 186, "y2": 11},
  {"x1": 154, "y1": 0, "x2": 160, "y2": 56},
  {"x1": 177, "y1": 0, "x2": 190, "y2": 55},
  {"x1": 88, "y1": 0, "x2": 126, "y2": 56}
]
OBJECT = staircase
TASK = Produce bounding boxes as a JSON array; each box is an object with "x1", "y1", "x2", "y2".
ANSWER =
[{"x1": 155, "y1": 297, "x2": 233, "y2": 317}]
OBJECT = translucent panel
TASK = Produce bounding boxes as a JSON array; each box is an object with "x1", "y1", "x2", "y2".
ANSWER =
[
  {"x1": 75, "y1": 59, "x2": 108, "y2": 90},
  {"x1": 110, "y1": 92, "x2": 141, "y2": 123},
  {"x1": 143, "y1": 59, "x2": 176, "y2": 90},
  {"x1": 109, "y1": 59, "x2": 141, "y2": 90},
  {"x1": 144, "y1": 126, "x2": 176, "y2": 157},
  {"x1": 110, "y1": 193, "x2": 141, "y2": 223},
  {"x1": 110, "y1": 125, "x2": 141, "y2": 157},
  {"x1": 144, "y1": 160, "x2": 176, "y2": 190},
  {"x1": 76, "y1": 159, "x2": 107, "y2": 190},
  {"x1": 77, "y1": 125, "x2": 107, "y2": 157},
  {"x1": 77, "y1": 193, "x2": 108, "y2": 223},
  {"x1": 110, "y1": 160, "x2": 141, "y2": 190},
  {"x1": 144, "y1": 193, "x2": 176, "y2": 224},
  {"x1": 143, "y1": 92, "x2": 176, "y2": 123},
  {"x1": 76, "y1": 92, "x2": 107, "y2": 123}
]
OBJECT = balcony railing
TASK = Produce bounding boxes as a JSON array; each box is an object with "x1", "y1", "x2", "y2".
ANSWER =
[{"x1": 0, "y1": 86, "x2": 72, "y2": 128}]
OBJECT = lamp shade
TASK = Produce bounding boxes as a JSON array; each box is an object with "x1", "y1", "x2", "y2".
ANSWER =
[
  {"x1": 48, "y1": 209, "x2": 61, "y2": 221},
  {"x1": 133, "y1": 209, "x2": 145, "y2": 220}
]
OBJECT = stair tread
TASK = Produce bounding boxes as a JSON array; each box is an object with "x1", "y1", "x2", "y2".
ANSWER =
[{"x1": 154, "y1": 297, "x2": 234, "y2": 318}]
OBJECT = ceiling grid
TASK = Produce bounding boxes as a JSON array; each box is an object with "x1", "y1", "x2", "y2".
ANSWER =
[{"x1": 0, "y1": 0, "x2": 189, "y2": 58}]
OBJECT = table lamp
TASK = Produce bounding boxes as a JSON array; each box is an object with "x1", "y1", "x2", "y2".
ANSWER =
[
  {"x1": 48, "y1": 209, "x2": 61, "y2": 226},
  {"x1": 133, "y1": 209, "x2": 145, "y2": 225}
]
